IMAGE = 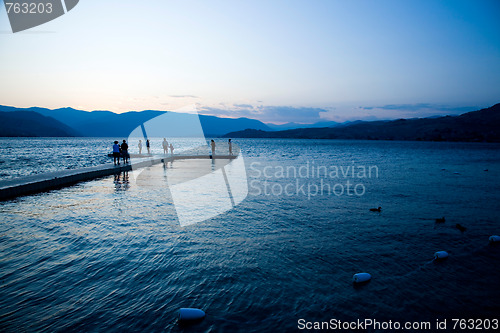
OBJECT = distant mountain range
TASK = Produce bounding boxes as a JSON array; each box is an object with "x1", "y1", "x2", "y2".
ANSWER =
[
  {"x1": 0, "y1": 111, "x2": 79, "y2": 137},
  {"x1": 0, "y1": 105, "x2": 271, "y2": 137},
  {"x1": 223, "y1": 104, "x2": 500, "y2": 142},
  {"x1": 2, "y1": 104, "x2": 499, "y2": 142}
]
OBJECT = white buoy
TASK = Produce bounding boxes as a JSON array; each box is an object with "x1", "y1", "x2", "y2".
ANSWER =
[
  {"x1": 434, "y1": 251, "x2": 449, "y2": 260},
  {"x1": 179, "y1": 308, "x2": 205, "y2": 321},
  {"x1": 353, "y1": 273, "x2": 371, "y2": 283},
  {"x1": 489, "y1": 235, "x2": 500, "y2": 243}
]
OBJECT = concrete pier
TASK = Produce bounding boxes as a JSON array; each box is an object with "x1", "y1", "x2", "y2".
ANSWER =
[{"x1": 0, "y1": 155, "x2": 236, "y2": 201}]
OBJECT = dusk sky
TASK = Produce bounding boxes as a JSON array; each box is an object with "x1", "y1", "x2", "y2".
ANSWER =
[{"x1": 1, "y1": 0, "x2": 499, "y2": 123}]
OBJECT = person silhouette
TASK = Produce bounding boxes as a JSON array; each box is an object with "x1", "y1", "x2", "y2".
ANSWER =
[
  {"x1": 211, "y1": 140, "x2": 216, "y2": 156},
  {"x1": 138, "y1": 140, "x2": 142, "y2": 154},
  {"x1": 112, "y1": 140, "x2": 121, "y2": 165},
  {"x1": 228, "y1": 139, "x2": 232, "y2": 155},
  {"x1": 121, "y1": 140, "x2": 129, "y2": 164},
  {"x1": 169, "y1": 143, "x2": 174, "y2": 155},
  {"x1": 162, "y1": 138, "x2": 169, "y2": 154},
  {"x1": 146, "y1": 139, "x2": 151, "y2": 154}
]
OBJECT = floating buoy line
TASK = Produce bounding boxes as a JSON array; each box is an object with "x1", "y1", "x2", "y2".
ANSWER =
[{"x1": 177, "y1": 232, "x2": 498, "y2": 323}]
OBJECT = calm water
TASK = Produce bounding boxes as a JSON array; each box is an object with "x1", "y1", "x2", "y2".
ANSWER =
[
  {"x1": 0, "y1": 138, "x2": 226, "y2": 181},
  {"x1": 1, "y1": 138, "x2": 500, "y2": 332}
]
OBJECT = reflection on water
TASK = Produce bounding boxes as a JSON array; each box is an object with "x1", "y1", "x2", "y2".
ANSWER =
[{"x1": 113, "y1": 171, "x2": 130, "y2": 192}]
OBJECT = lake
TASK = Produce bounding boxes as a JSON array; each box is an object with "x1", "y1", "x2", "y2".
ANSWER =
[{"x1": 1, "y1": 138, "x2": 499, "y2": 332}]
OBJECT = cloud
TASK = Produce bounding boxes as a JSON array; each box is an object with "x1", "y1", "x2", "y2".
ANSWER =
[
  {"x1": 199, "y1": 105, "x2": 328, "y2": 124},
  {"x1": 197, "y1": 102, "x2": 481, "y2": 124},
  {"x1": 199, "y1": 107, "x2": 257, "y2": 118},
  {"x1": 353, "y1": 103, "x2": 483, "y2": 120},
  {"x1": 233, "y1": 104, "x2": 254, "y2": 108},
  {"x1": 261, "y1": 106, "x2": 328, "y2": 123},
  {"x1": 169, "y1": 95, "x2": 200, "y2": 98},
  {"x1": 360, "y1": 103, "x2": 478, "y2": 114}
]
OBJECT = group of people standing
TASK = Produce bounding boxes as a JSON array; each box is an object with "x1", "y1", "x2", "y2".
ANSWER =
[
  {"x1": 112, "y1": 140, "x2": 129, "y2": 165},
  {"x1": 113, "y1": 138, "x2": 233, "y2": 166},
  {"x1": 211, "y1": 139, "x2": 232, "y2": 156},
  {"x1": 162, "y1": 138, "x2": 174, "y2": 155},
  {"x1": 137, "y1": 138, "x2": 174, "y2": 155},
  {"x1": 137, "y1": 139, "x2": 151, "y2": 155}
]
